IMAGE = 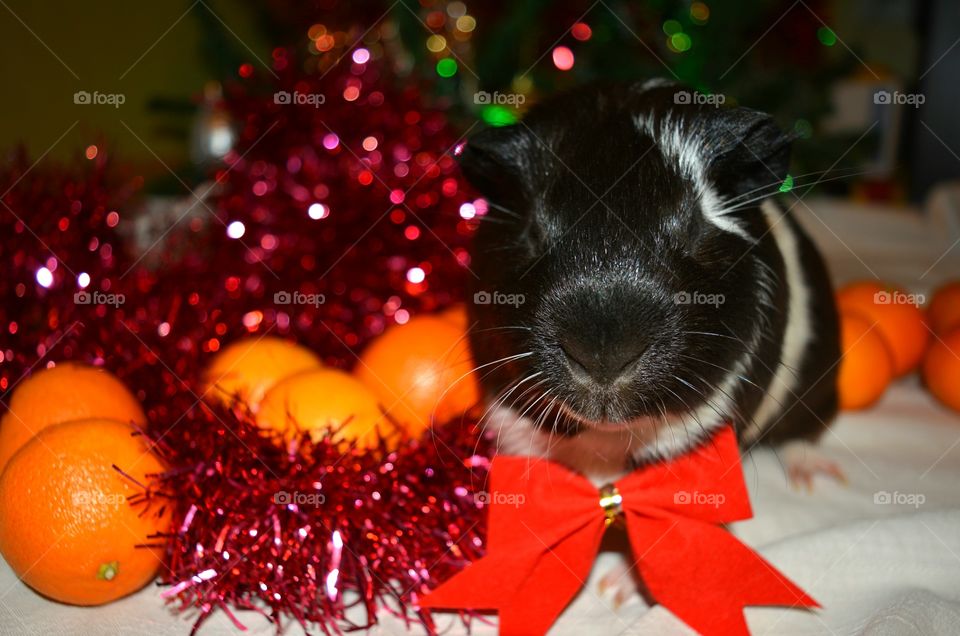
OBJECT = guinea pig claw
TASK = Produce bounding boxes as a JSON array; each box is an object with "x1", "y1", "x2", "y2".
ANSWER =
[
  {"x1": 597, "y1": 563, "x2": 624, "y2": 594},
  {"x1": 613, "y1": 581, "x2": 637, "y2": 609},
  {"x1": 782, "y1": 440, "x2": 847, "y2": 492},
  {"x1": 598, "y1": 562, "x2": 638, "y2": 608}
]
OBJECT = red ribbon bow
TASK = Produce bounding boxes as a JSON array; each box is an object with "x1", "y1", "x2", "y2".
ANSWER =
[{"x1": 419, "y1": 426, "x2": 818, "y2": 635}]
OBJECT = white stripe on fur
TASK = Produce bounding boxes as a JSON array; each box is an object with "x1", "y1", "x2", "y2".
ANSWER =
[{"x1": 744, "y1": 200, "x2": 812, "y2": 440}]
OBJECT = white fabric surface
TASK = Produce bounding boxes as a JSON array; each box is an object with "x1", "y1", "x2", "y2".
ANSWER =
[{"x1": 2, "y1": 194, "x2": 960, "y2": 635}]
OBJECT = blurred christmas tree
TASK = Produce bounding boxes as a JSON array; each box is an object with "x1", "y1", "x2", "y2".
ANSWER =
[{"x1": 153, "y1": 0, "x2": 869, "y2": 194}]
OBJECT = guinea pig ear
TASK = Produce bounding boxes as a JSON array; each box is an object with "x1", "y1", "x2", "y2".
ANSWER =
[
  {"x1": 706, "y1": 108, "x2": 794, "y2": 199},
  {"x1": 458, "y1": 125, "x2": 532, "y2": 209}
]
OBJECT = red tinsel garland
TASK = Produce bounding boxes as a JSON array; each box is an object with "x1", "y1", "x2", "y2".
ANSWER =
[
  {"x1": 0, "y1": 43, "x2": 494, "y2": 633},
  {"x1": 151, "y1": 403, "x2": 490, "y2": 634}
]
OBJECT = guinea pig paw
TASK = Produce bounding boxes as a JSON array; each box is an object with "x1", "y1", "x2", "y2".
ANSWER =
[
  {"x1": 598, "y1": 562, "x2": 639, "y2": 609},
  {"x1": 780, "y1": 440, "x2": 847, "y2": 493}
]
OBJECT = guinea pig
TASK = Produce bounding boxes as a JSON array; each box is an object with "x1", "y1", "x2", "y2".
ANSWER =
[{"x1": 461, "y1": 80, "x2": 842, "y2": 485}]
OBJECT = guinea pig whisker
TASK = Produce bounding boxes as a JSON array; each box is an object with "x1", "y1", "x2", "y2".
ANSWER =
[
  {"x1": 716, "y1": 167, "x2": 846, "y2": 207},
  {"x1": 479, "y1": 373, "x2": 545, "y2": 459},
  {"x1": 474, "y1": 352, "x2": 534, "y2": 389},
  {"x1": 479, "y1": 242, "x2": 528, "y2": 254},
  {"x1": 468, "y1": 325, "x2": 533, "y2": 335},
  {"x1": 672, "y1": 373, "x2": 717, "y2": 410},
  {"x1": 673, "y1": 372, "x2": 740, "y2": 428},
  {"x1": 715, "y1": 166, "x2": 873, "y2": 212},
  {"x1": 711, "y1": 168, "x2": 878, "y2": 219},
  {"x1": 682, "y1": 329, "x2": 740, "y2": 341},
  {"x1": 455, "y1": 351, "x2": 532, "y2": 384},
  {"x1": 499, "y1": 371, "x2": 541, "y2": 397},
  {"x1": 659, "y1": 382, "x2": 710, "y2": 441},
  {"x1": 469, "y1": 215, "x2": 514, "y2": 226},
  {"x1": 431, "y1": 351, "x2": 533, "y2": 423},
  {"x1": 508, "y1": 388, "x2": 553, "y2": 466},
  {"x1": 504, "y1": 378, "x2": 547, "y2": 414},
  {"x1": 513, "y1": 385, "x2": 552, "y2": 423},
  {"x1": 689, "y1": 369, "x2": 764, "y2": 435},
  {"x1": 715, "y1": 319, "x2": 804, "y2": 380},
  {"x1": 549, "y1": 396, "x2": 565, "y2": 438},
  {"x1": 679, "y1": 331, "x2": 759, "y2": 358},
  {"x1": 532, "y1": 395, "x2": 554, "y2": 432},
  {"x1": 480, "y1": 373, "x2": 545, "y2": 433},
  {"x1": 653, "y1": 383, "x2": 691, "y2": 455},
  {"x1": 520, "y1": 391, "x2": 556, "y2": 466},
  {"x1": 479, "y1": 373, "x2": 540, "y2": 424},
  {"x1": 676, "y1": 353, "x2": 765, "y2": 393},
  {"x1": 653, "y1": 396, "x2": 672, "y2": 455},
  {"x1": 680, "y1": 332, "x2": 767, "y2": 357},
  {"x1": 677, "y1": 354, "x2": 787, "y2": 423},
  {"x1": 482, "y1": 200, "x2": 524, "y2": 219}
]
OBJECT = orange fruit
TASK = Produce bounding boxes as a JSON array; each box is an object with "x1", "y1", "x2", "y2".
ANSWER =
[
  {"x1": 0, "y1": 363, "x2": 146, "y2": 471},
  {"x1": 0, "y1": 418, "x2": 170, "y2": 605},
  {"x1": 355, "y1": 316, "x2": 479, "y2": 436},
  {"x1": 257, "y1": 368, "x2": 395, "y2": 451},
  {"x1": 837, "y1": 312, "x2": 895, "y2": 410},
  {"x1": 837, "y1": 281, "x2": 929, "y2": 376},
  {"x1": 203, "y1": 337, "x2": 322, "y2": 410},
  {"x1": 922, "y1": 329, "x2": 960, "y2": 413},
  {"x1": 926, "y1": 281, "x2": 960, "y2": 336}
]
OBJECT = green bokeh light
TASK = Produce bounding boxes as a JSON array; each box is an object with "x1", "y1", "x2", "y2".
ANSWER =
[
  {"x1": 793, "y1": 119, "x2": 813, "y2": 139},
  {"x1": 662, "y1": 19, "x2": 683, "y2": 35},
  {"x1": 481, "y1": 105, "x2": 517, "y2": 127},
  {"x1": 817, "y1": 27, "x2": 837, "y2": 46},
  {"x1": 671, "y1": 32, "x2": 692, "y2": 52},
  {"x1": 436, "y1": 58, "x2": 458, "y2": 77}
]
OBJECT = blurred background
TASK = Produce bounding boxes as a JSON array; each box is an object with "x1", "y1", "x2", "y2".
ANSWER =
[{"x1": 1, "y1": 0, "x2": 958, "y2": 202}]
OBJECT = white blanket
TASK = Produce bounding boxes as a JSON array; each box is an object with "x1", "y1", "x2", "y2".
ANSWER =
[{"x1": 3, "y1": 195, "x2": 960, "y2": 635}]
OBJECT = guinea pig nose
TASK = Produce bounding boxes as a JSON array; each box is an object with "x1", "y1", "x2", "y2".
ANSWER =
[{"x1": 559, "y1": 334, "x2": 648, "y2": 384}]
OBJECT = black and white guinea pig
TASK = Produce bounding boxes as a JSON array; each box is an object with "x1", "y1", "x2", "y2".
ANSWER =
[{"x1": 461, "y1": 80, "x2": 841, "y2": 483}]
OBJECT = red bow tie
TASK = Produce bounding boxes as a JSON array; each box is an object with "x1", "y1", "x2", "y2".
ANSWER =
[{"x1": 419, "y1": 426, "x2": 817, "y2": 635}]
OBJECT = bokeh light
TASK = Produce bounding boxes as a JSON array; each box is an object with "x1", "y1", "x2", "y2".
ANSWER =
[
  {"x1": 436, "y1": 58, "x2": 458, "y2": 77},
  {"x1": 226, "y1": 221, "x2": 245, "y2": 239},
  {"x1": 817, "y1": 27, "x2": 837, "y2": 46},
  {"x1": 670, "y1": 32, "x2": 692, "y2": 52},
  {"x1": 426, "y1": 34, "x2": 447, "y2": 53},
  {"x1": 406, "y1": 267, "x2": 425, "y2": 284},
  {"x1": 308, "y1": 203, "x2": 329, "y2": 220},
  {"x1": 690, "y1": 2, "x2": 710, "y2": 24},
  {"x1": 35, "y1": 267, "x2": 53, "y2": 288},
  {"x1": 552, "y1": 46, "x2": 574, "y2": 71},
  {"x1": 352, "y1": 48, "x2": 370, "y2": 64}
]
